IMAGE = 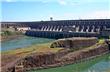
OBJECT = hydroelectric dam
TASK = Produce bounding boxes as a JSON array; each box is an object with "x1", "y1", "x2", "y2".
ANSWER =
[{"x1": 1, "y1": 19, "x2": 110, "y2": 39}]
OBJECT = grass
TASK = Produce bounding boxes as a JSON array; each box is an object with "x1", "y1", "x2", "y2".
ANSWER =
[
  {"x1": 1, "y1": 42, "x2": 63, "y2": 57},
  {"x1": 1, "y1": 30, "x2": 23, "y2": 36},
  {"x1": 98, "y1": 39, "x2": 105, "y2": 44}
]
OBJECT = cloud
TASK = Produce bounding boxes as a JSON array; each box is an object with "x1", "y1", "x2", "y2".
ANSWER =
[
  {"x1": 5, "y1": 0, "x2": 12, "y2": 2},
  {"x1": 3, "y1": 0, "x2": 13, "y2": 2},
  {"x1": 2, "y1": 0, "x2": 19, "y2": 2},
  {"x1": 58, "y1": 0, "x2": 67, "y2": 5}
]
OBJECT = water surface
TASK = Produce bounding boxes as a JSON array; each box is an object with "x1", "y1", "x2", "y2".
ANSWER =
[{"x1": 1, "y1": 36, "x2": 54, "y2": 51}]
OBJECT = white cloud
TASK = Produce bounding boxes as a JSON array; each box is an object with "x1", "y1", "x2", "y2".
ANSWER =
[
  {"x1": 58, "y1": 0, "x2": 67, "y2": 5},
  {"x1": 5, "y1": 0, "x2": 13, "y2": 2},
  {"x1": 2, "y1": 0, "x2": 19, "y2": 2}
]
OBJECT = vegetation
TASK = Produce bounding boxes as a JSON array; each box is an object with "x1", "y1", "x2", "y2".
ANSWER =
[
  {"x1": 1, "y1": 42, "x2": 63, "y2": 71},
  {"x1": 98, "y1": 39, "x2": 105, "y2": 44},
  {"x1": 1, "y1": 30, "x2": 22, "y2": 36},
  {"x1": 1, "y1": 30, "x2": 23, "y2": 41},
  {"x1": 2, "y1": 42, "x2": 63, "y2": 57}
]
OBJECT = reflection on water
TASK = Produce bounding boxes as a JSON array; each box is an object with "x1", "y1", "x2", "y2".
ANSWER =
[
  {"x1": 1, "y1": 36, "x2": 54, "y2": 51},
  {"x1": 28, "y1": 54, "x2": 110, "y2": 72}
]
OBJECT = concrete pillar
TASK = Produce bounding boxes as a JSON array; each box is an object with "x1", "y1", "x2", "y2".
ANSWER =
[
  {"x1": 59, "y1": 28, "x2": 62, "y2": 32},
  {"x1": 48, "y1": 26, "x2": 51, "y2": 31},
  {"x1": 76, "y1": 26, "x2": 79, "y2": 32},
  {"x1": 91, "y1": 26, "x2": 95, "y2": 32},
  {"x1": 41, "y1": 26, "x2": 44, "y2": 31},
  {"x1": 46, "y1": 26, "x2": 49, "y2": 31},
  {"x1": 51, "y1": 26, "x2": 53, "y2": 31},
  {"x1": 87, "y1": 26, "x2": 90, "y2": 32},
  {"x1": 49, "y1": 26, "x2": 52, "y2": 31},
  {"x1": 43, "y1": 26, "x2": 46, "y2": 31},
  {"x1": 53, "y1": 26, "x2": 56, "y2": 31},
  {"x1": 97, "y1": 26, "x2": 100, "y2": 32},
  {"x1": 103, "y1": 26, "x2": 106, "y2": 30},
  {"x1": 56, "y1": 26, "x2": 59, "y2": 31},
  {"x1": 81, "y1": 26, "x2": 84, "y2": 32},
  {"x1": 73, "y1": 25, "x2": 75, "y2": 27}
]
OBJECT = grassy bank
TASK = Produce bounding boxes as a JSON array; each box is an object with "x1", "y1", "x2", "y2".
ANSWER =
[
  {"x1": 1, "y1": 30, "x2": 23, "y2": 41},
  {"x1": 1, "y1": 42, "x2": 63, "y2": 72},
  {"x1": 1, "y1": 42, "x2": 63, "y2": 58}
]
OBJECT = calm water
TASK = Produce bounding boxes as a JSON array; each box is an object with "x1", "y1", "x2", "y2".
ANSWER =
[
  {"x1": 1, "y1": 36, "x2": 55, "y2": 51},
  {"x1": 29, "y1": 54, "x2": 110, "y2": 72}
]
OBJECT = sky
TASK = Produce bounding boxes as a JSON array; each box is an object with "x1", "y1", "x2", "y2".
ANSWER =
[{"x1": 1, "y1": 0, "x2": 110, "y2": 22}]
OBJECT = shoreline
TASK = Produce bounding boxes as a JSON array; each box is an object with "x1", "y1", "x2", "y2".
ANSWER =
[
  {"x1": 27, "y1": 52, "x2": 110, "y2": 72},
  {"x1": 1, "y1": 34, "x2": 25, "y2": 42},
  {"x1": 9, "y1": 41, "x2": 108, "y2": 72},
  {"x1": 1, "y1": 38, "x2": 110, "y2": 72}
]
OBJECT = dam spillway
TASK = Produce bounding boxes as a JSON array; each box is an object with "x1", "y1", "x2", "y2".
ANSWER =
[{"x1": 1, "y1": 19, "x2": 110, "y2": 39}]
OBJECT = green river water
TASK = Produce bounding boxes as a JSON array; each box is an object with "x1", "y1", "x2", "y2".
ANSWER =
[{"x1": 1, "y1": 36, "x2": 110, "y2": 72}]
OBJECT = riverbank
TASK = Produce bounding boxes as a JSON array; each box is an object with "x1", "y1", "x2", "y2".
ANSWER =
[
  {"x1": 28, "y1": 53, "x2": 110, "y2": 72},
  {"x1": 1, "y1": 30, "x2": 24, "y2": 42},
  {"x1": 1, "y1": 38, "x2": 110, "y2": 72},
  {"x1": 1, "y1": 35, "x2": 25, "y2": 42},
  {"x1": 23, "y1": 41, "x2": 109, "y2": 72},
  {"x1": 1, "y1": 41, "x2": 63, "y2": 72},
  {"x1": 1, "y1": 36, "x2": 55, "y2": 51}
]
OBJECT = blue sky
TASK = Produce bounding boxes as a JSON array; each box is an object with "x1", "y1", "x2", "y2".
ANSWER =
[{"x1": 1, "y1": 0, "x2": 110, "y2": 22}]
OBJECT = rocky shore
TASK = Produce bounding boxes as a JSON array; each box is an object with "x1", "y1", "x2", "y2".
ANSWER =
[
  {"x1": 22, "y1": 42, "x2": 109, "y2": 72},
  {"x1": 1, "y1": 38, "x2": 110, "y2": 72},
  {"x1": 15, "y1": 38, "x2": 110, "y2": 72}
]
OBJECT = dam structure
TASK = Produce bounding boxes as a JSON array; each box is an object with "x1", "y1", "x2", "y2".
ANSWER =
[{"x1": 1, "y1": 19, "x2": 110, "y2": 39}]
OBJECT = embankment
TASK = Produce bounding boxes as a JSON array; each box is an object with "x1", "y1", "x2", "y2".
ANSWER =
[
  {"x1": 2, "y1": 38, "x2": 110, "y2": 72},
  {"x1": 15, "y1": 42, "x2": 109, "y2": 72},
  {"x1": 50, "y1": 37, "x2": 98, "y2": 49}
]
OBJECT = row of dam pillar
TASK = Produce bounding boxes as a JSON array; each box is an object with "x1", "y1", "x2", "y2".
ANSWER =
[{"x1": 25, "y1": 30, "x2": 99, "y2": 39}]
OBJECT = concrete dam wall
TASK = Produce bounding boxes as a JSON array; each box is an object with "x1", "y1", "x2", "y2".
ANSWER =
[
  {"x1": 2, "y1": 19, "x2": 110, "y2": 38},
  {"x1": 25, "y1": 30, "x2": 99, "y2": 39}
]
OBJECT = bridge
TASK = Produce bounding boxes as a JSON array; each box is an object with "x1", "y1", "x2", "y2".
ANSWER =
[{"x1": 1, "y1": 19, "x2": 110, "y2": 39}]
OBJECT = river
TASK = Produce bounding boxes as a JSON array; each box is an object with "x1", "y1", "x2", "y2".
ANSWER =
[
  {"x1": 1, "y1": 36, "x2": 110, "y2": 72},
  {"x1": 1, "y1": 36, "x2": 55, "y2": 51}
]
